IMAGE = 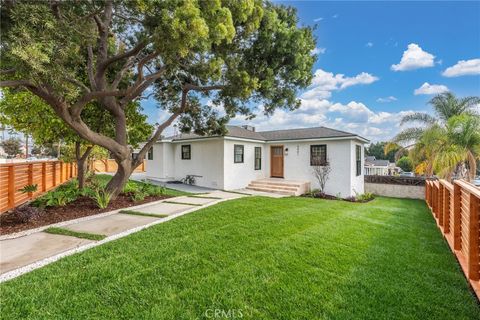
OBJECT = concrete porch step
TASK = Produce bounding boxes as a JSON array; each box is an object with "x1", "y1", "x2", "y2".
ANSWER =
[
  {"x1": 245, "y1": 186, "x2": 296, "y2": 196},
  {"x1": 246, "y1": 179, "x2": 311, "y2": 196},
  {"x1": 247, "y1": 183, "x2": 298, "y2": 191}
]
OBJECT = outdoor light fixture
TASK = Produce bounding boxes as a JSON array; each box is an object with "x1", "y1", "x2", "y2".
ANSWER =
[{"x1": 285, "y1": 147, "x2": 289, "y2": 155}]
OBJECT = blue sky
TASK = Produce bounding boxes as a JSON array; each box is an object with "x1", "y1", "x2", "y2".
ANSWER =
[{"x1": 143, "y1": 1, "x2": 480, "y2": 142}]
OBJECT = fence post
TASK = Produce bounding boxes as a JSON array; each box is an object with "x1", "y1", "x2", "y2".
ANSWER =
[
  {"x1": 467, "y1": 193, "x2": 479, "y2": 281},
  {"x1": 438, "y1": 184, "x2": 444, "y2": 226},
  {"x1": 28, "y1": 163, "x2": 33, "y2": 199},
  {"x1": 443, "y1": 188, "x2": 450, "y2": 234},
  {"x1": 60, "y1": 162, "x2": 64, "y2": 183},
  {"x1": 52, "y1": 162, "x2": 56, "y2": 187},
  {"x1": 453, "y1": 182, "x2": 462, "y2": 250},
  {"x1": 42, "y1": 162, "x2": 47, "y2": 192},
  {"x1": 7, "y1": 165, "x2": 15, "y2": 210},
  {"x1": 105, "y1": 159, "x2": 109, "y2": 172}
]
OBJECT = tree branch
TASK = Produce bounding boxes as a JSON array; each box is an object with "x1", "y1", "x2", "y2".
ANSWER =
[
  {"x1": 0, "y1": 69, "x2": 16, "y2": 75},
  {"x1": 0, "y1": 80, "x2": 33, "y2": 87},
  {"x1": 132, "y1": 90, "x2": 188, "y2": 168},
  {"x1": 87, "y1": 45, "x2": 96, "y2": 89},
  {"x1": 183, "y1": 83, "x2": 225, "y2": 92},
  {"x1": 70, "y1": 90, "x2": 126, "y2": 117},
  {"x1": 64, "y1": 76, "x2": 90, "y2": 93},
  {"x1": 100, "y1": 40, "x2": 147, "y2": 71}
]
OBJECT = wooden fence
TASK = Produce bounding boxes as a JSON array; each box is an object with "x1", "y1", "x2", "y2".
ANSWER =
[
  {"x1": 0, "y1": 161, "x2": 77, "y2": 214},
  {"x1": 425, "y1": 179, "x2": 480, "y2": 299},
  {"x1": 91, "y1": 159, "x2": 145, "y2": 173}
]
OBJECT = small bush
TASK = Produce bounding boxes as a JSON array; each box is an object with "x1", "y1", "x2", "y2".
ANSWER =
[
  {"x1": 356, "y1": 192, "x2": 375, "y2": 202},
  {"x1": 15, "y1": 206, "x2": 41, "y2": 223},
  {"x1": 122, "y1": 181, "x2": 139, "y2": 194},
  {"x1": 141, "y1": 183, "x2": 165, "y2": 197},
  {"x1": 18, "y1": 184, "x2": 38, "y2": 194},
  {"x1": 91, "y1": 189, "x2": 111, "y2": 209},
  {"x1": 130, "y1": 189, "x2": 147, "y2": 202}
]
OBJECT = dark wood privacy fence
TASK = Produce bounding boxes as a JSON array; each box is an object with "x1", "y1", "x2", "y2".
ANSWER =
[
  {"x1": 364, "y1": 175, "x2": 427, "y2": 186},
  {"x1": 0, "y1": 161, "x2": 77, "y2": 214},
  {"x1": 425, "y1": 179, "x2": 480, "y2": 298}
]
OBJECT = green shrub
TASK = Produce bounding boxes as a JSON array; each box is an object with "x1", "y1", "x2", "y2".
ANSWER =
[
  {"x1": 91, "y1": 189, "x2": 111, "y2": 209},
  {"x1": 356, "y1": 192, "x2": 375, "y2": 202},
  {"x1": 122, "y1": 181, "x2": 139, "y2": 194},
  {"x1": 33, "y1": 186, "x2": 78, "y2": 208},
  {"x1": 18, "y1": 184, "x2": 38, "y2": 194},
  {"x1": 130, "y1": 189, "x2": 147, "y2": 202},
  {"x1": 141, "y1": 183, "x2": 165, "y2": 197}
]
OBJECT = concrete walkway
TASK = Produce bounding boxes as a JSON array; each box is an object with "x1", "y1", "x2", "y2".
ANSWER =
[{"x1": 0, "y1": 190, "x2": 282, "y2": 282}]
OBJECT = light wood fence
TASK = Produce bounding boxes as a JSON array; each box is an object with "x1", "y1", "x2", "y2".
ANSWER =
[
  {"x1": 425, "y1": 179, "x2": 480, "y2": 298},
  {"x1": 0, "y1": 161, "x2": 77, "y2": 214},
  {"x1": 91, "y1": 159, "x2": 145, "y2": 173}
]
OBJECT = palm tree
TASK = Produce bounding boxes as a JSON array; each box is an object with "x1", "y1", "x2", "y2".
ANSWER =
[
  {"x1": 388, "y1": 92, "x2": 480, "y2": 180},
  {"x1": 433, "y1": 115, "x2": 480, "y2": 181},
  {"x1": 393, "y1": 92, "x2": 479, "y2": 145}
]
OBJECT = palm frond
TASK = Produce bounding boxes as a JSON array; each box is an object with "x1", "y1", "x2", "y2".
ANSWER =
[
  {"x1": 392, "y1": 127, "x2": 425, "y2": 144},
  {"x1": 400, "y1": 112, "x2": 436, "y2": 126}
]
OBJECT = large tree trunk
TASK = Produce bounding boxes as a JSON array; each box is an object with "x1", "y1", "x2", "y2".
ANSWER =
[
  {"x1": 75, "y1": 142, "x2": 93, "y2": 190},
  {"x1": 105, "y1": 157, "x2": 133, "y2": 198}
]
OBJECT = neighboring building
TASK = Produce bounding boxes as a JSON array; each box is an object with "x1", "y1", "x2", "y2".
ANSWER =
[
  {"x1": 364, "y1": 156, "x2": 400, "y2": 176},
  {"x1": 145, "y1": 125, "x2": 369, "y2": 197}
]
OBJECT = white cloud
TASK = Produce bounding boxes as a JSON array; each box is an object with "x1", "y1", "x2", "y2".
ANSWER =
[
  {"x1": 306, "y1": 69, "x2": 378, "y2": 97},
  {"x1": 414, "y1": 82, "x2": 449, "y2": 95},
  {"x1": 230, "y1": 92, "x2": 415, "y2": 142},
  {"x1": 366, "y1": 42, "x2": 373, "y2": 47},
  {"x1": 376, "y1": 96, "x2": 397, "y2": 103},
  {"x1": 310, "y1": 47, "x2": 326, "y2": 55},
  {"x1": 442, "y1": 58, "x2": 480, "y2": 77},
  {"x1": 332, "y1": 14, "x2": 339, "y2": 18},
  {"x1": 391, "y1": 43, "x2": 436, "y2": 71},
  {"x1": 313, "y1": 17, "x2": 323, "y2": 22}
]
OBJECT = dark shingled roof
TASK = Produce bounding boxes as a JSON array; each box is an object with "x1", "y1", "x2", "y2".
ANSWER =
[{"x1": 164, "y1": 125, "x2": 367, "y2": 142}]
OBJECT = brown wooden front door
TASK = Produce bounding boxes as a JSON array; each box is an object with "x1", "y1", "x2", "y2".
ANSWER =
[{"x1": 270, "y1": 146, "x2": 284, "y2": 178}]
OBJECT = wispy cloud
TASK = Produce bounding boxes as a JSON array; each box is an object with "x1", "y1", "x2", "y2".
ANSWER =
[
  {"x1": 365, "y1": 42, "x2": 373, "y2": 48},
  {"x1": 332, "y1": 14, "x2": 339, "y2": 18},
  {"x1": 442, "y1": 58, "x2": 480, "y2": 77},
  {"x1": 310, "y1": 47, "x2": 326, "y2": 55},
  {"x1": 313, "y1": 17, "x2": 323, "y2": 22},
  {"x1": 376, "y1": 96, "x2": 397, "y2": 103},
  {"x1": 414, "y1": 82, "x2": 449, "y2": 95}
]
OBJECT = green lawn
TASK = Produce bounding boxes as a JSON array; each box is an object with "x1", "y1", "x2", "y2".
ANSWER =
[{"x1": 1, "y1": 197, "x2": 479, "y2": 319}]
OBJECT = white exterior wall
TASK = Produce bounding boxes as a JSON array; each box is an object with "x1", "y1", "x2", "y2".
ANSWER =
[
  {"x1": 350, "y1": 140, "x2": 365, "y2": 195},
  {"x1": 223, "y1": 139, "x2": 267, "y2": 190},
  {"x1": 264, "y1": 140, "x2": 360, "y2": 197},
  {"x1": 145, "y1": 142, "x2": 175, "y2": 179},
  {"x1": 146, "y1": 136, "x2": 366, "y2": 197},
  {"x1": 172, "y1": 139, "x2": 225, "y2": 189}
]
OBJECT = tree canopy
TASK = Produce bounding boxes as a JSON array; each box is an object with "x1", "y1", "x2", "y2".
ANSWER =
[{"x1": 0, "y1": 0, "x2": 316, "y2": 196}]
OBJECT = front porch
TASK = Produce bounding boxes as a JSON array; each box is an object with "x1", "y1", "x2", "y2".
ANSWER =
[{"x1": 246, "y1": 178, "x2": 311, "y2": 196}]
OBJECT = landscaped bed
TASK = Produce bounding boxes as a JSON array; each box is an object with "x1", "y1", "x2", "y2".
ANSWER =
[
  {"x1": 0, "y1": 174, "x2": 187, "y2": 235},
  {"x1": 1, "y1": 196, "x2": 478, "y2": 319}
]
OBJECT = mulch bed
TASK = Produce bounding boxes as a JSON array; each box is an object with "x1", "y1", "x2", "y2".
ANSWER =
[
  {"x1": 0, "y1": 194, "x2": 172, "y2": 235},
  {"x1": 302, "y1": 192, "x2": 374, "y2": 203}
]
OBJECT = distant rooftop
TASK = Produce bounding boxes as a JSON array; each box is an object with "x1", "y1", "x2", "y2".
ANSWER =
[{"x1": 163, "y1": 125, "x2": 369, "y2": 142}]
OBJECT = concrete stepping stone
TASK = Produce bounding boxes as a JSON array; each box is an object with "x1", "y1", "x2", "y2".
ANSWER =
[
  {"x1": 0, "y1": 232, "x2": 93, "y2": 274},
  {"x1": 174, "y1": 196, "x2": 218, "y2": 205},
  {"x1": 233, "y1": 188, "x2": 286, "y2": 198},
  {"x1": 206, "y1": 191, "x2": 247, "y2": 199},
  {"x1": 134, "y1": 201, "x2": 196, "y2": 215},
  {"x1": 63, "y1": 213, "x2": 159, "y2": 237}
]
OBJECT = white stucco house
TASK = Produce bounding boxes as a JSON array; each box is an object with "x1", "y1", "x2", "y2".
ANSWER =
[{"x1": 145, "y1": 125, "x2": 369, "y2": 197}]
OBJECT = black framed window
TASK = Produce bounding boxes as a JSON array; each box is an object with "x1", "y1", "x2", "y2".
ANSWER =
[
  {"x1": 234, "y1": 145, "x2": 244, "y2": 163},
  {"x1": 181, "y1": 145, "x2": 191, "y2": 160},
  {"x1": 356, "y1": 145, "x2": 362, "y2": 176},
  {"x1": 254, "y1": 147, "x2": 261, "y2": 170},
  {"x1": 310, "y1": 145, "x2": 327, "y2": 166},
  {"x1": 147, "y1": 147, "x2": 153, "y2": 160}
]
